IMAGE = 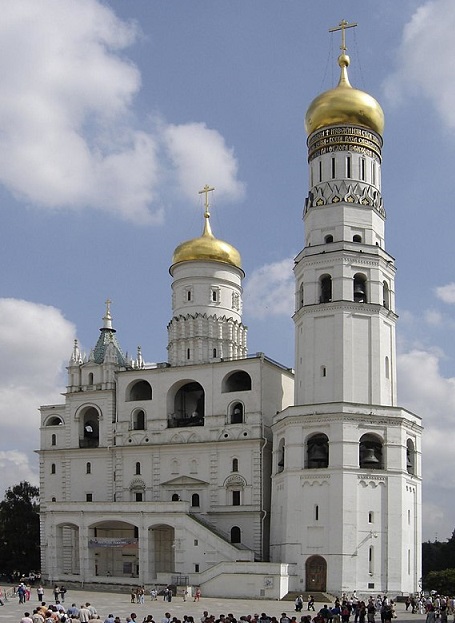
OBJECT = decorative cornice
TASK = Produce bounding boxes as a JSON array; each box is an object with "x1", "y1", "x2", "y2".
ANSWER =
[
  {"x1": 307, "y1": 126, "x2": 383, "y2": 162},
  {"x1": 304, "y1": 180, "x2": 385, "y2": 218}
]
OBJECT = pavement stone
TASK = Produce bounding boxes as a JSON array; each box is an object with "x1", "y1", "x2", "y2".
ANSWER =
[{"x1": 0, "y1": 588, "x2": 427, "y2": 623}]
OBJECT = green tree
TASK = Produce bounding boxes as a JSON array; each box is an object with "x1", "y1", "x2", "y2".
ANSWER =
[
  {"x1": 0, "y1": 481, "x2": 40, "y2": 575},
  {"x1": 423, "y1": 568, "x2": 455, "y2": 595}
]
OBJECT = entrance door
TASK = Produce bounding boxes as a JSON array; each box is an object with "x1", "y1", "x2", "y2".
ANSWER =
[{"x1": 305, "y1": 555, "x2": 327, "y2": 592}]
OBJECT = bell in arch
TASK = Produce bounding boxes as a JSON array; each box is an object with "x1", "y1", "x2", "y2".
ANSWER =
[
  {"x1": 362, "y1": 446, "x2": 380, "y2": 465},
  {"x1": 354, "y1": 281, "x2": 366, "y2": 302},
  {"x1": 309, "y1": 443, "x2": 328, "y2": 467}
]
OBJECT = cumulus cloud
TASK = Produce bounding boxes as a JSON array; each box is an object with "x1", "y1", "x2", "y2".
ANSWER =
[
  {"x1": 164, "y1": 123, "x2": 245, "y2": 204},
  {"x1": 384, "y1": 0, "x2": 455, "y2": 129},
  {"x1": 424, "y1": 308, "x2": 444, "y2": 326},
  {"x1": 0, "y1": 0, "x2": 244, "y2": 223},
  {"x1": 398, "y1": 348, "x2": 455, "y2": 539},
  {"x1": 436, "y1": 282, "x2": 455, "y2": 304},
  {"x1": 0, "y1": 298, "x2": 75, "y2": 495},
  {"x1": 244, "y1": 258, "x2": 294, "y2": 319}
]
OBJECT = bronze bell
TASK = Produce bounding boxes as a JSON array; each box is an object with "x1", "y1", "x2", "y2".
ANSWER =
[
  {"x1": 362, "y1": 447, "x2": 380, "y2": 464},
  {"x1": 354, "y1": 282, "x2": 366, "y2": 302}
]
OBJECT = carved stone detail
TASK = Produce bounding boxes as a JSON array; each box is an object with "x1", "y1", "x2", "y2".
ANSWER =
[{"x1": 305, "y1": 181, "x2": 385, "y2": 218}]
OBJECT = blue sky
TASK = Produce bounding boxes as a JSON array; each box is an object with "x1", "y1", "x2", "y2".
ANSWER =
[{"x1": 0, "y1": 0, "x2": 454, "y2": 542}]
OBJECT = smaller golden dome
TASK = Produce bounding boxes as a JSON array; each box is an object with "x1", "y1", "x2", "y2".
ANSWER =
[
  {"x1": 305, "y1": 53, "x2": 384, "y2": 136},
  {"x1": 171, "y1": 213, "x2": 242, "y2": 270}
]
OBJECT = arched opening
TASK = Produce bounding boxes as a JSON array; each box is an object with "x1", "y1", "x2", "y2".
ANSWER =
[
  {"x1": 86, "y1": 462, "x2": 91, "y2": 474},
  {"x1": 127, "y1": 380, "x2": 152, "y2": 402},
  {"x1": 305, "y1": 555, "x2": 327, "y2": 592},
  {"x1": 230, "y1": 402, "x2": 244, "y2": 424},
  {"x1": 79, "y1": 406, "x2": 100, "y2": 448},
  {"x1": 353, "y1": 234, "x2": 362, "y2": 243},
  {"x1": 148, "y1": 524, "x2": 174, "y2": 578},
  {"x1": 55, "y1": 523, "x2": 80, "y2": 576},
  {"x1": 354, "y1": 273, "x2": 367, "y2": 303},
  {"x1": 383, "y1": 281, "x2": 390, "y2": 309},
  {"x1": 306, "y1": 433, "x2": 329, "y2": 469},
  {"x1": 222, "y1": 371, "x2": 252, "y2": 393},
  {"x1": 277, "y1": 438, "x2": 285, "y2": 473},
  {"x1": 51, "y1": 463, "x2": 56, "y2": 474},
  {"x1": 171, "y1": 494, "x2": 180, "y2": 502},
  {"x1": 232, "y1": 458, "x2": 239, "y2": 473},
  {"x1": 324, "y1": 234, "x2": 333, "y2": 244},
  {"x1": 407, "y1": 439, "x2": 415, "y2": 475},
  {"x1": 319, "y1": 275, "x2": 332, "y2": 303},
  {"x1": 299, "y1": 282, "x2": 304, "y2": 308},
  {"x1": 135, "y1": 462, "x2": 141, "y2": 475},
  {"x1": 88, "y1": 372, "x2": 94, "y2": 385},
  {"x1": 169, "y1": 381, "x2": 205, "y2": 428},
  {"x1": 132, "y1": 409, "x2": 145, "y2": 430},
  {"x1": 51, "y1": 434, "x2": 57, "y2": 446},
  {"x1": 359, "y1": 433, "x2": 384, "y2": 470},
  {"x1": 230, "y1": 526, "x2": 241, "y2": 544},
  {"x1": 89, "y1": 520, "x2": 138, "y2": 578},
  {"x1": 46, "y1": 416, "x2": 63, "y2": 426}
]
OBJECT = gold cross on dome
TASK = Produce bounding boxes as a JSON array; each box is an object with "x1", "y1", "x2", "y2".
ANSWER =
[
  {"x1": 198, "y1": 184, "x2": 215, "y2": 217},
  {"x1": 329, "y1": 19, "x2": 358, "y2": 52}
]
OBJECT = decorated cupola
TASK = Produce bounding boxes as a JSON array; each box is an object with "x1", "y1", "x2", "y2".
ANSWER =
[
  {"x1": 67, "y1": 300, "x2": 131, "y2": 392},
  {"x1": 293, "y1": 20, "x2": 397, "y2": 407},
  {"x1": 168, "y1": 185, "x2": 247, "y2": 366}
]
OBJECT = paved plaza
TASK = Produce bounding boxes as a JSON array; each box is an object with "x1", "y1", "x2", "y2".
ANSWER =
[{"x1": 0, "y1": 587, "x2": 427, "y2": 623}]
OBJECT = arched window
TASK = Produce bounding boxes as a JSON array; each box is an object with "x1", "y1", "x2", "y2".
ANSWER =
[
  {"x1": 46, "y1": 416, "x2": 63, "y2": 426},
  {"x1": 51, "y1": 434, "x2": 56, "y2": 446},
  {"x1": 319, "y1": 275, "x2": 332, "y2": 303},
  {"x1": 86, "y1": 462, "x2": 91, "y2": 474},
  {"x1": 307, "y1": 433, "x2": 329, "y2": 469},
  {"x1": 324, "y1": 234, "x2": 333, "y2": 244},
  {"x1": 222, "y1": 371, "x2": 252, "y2": 393},
  {"x1": 171, "y1": 493, "x2": 180, "y2": 502},
  {"x1": 230, "y1": 402, "x2": 244, "y2": 424},
  {"x1": 133, "y1": 409, "x2": 145, "y2": 430},
  {"x1": 369, "y1": 546, "x2": 374, "y2": 574},
  {"x1": 299, "y1": 283, "x2": 304, "y2": 308},
  {"x1": 51, "y1": 463, "x2": 56, "y2": 474},
  {"x1": 277, "y1": 438, "x2": 285, "y2": 473},
  {"x1": 230, "y1": 526, "x2": 241, "y2": 544},
  {"x1": 135, "y1": 462, "x2": 141, "y2": 475},
  {"x1": 353, "y1": 234, "x2": 362, "y2": 243},
  {"x1": 383, "y1": 281, "x2": 390, "y2": 309},
  {"x1": 353, "y1": 273, "x2": 367, "y2": 303},
  {"x1": 127, "y1": 380, "x2": 152, "y2": 401},
  {"x1": 191, "y1": 493, "x2": 200, "y2": 507},
  {"x1": 385, "y1": 356, "x2": 390, "y2": 379},
  {"x1": 359, "y1": 434, "x2": 384, "y2": 470},
  {"x1": 88, "y1": 372, "x2": 94, "y2": 385},
  {"x1": 232, "y1": 458, "x2": 239, "y2": 473},
  {"x1": 407, "y1": 439, "x2": 415, "y2": 475},
  {"x1": 80, "y1": 406, "x2": 100, "y2": 449},
  {"x1": 169, "y1": 381, "x2": 205, "y2": 428}
]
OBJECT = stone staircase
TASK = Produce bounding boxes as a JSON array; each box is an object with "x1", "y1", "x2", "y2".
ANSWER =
[{"x1": 282, "y1": 591, "x2": 337, "y2": 603}]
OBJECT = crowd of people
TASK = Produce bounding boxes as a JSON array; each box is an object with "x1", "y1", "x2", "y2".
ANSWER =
[{"x1": 12, "y1": 588, "x2": 455, "y2": 623}]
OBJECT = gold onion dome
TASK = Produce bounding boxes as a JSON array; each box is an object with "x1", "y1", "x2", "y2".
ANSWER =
[
  {"x1": 172, "y1": 211, "x2": 242, "y2": 270},
  {"x1": 305, "y1": 52, "x2": 384, "y2": 136}
]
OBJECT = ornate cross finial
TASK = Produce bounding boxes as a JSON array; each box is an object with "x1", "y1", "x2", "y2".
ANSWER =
[
  {"x1": 329, "y1": 19, "x2": 358, "y2": 52},
  {"x1": 105, "y1": 298, "x2": 112, "y2": 317},
  {"x1": 198, "y1": 184, "x2": 215, "y2": 218}
]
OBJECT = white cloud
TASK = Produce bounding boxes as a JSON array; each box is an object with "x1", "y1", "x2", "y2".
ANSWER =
[
  {"x1": 0, "y1": 0, "x2": 244, "y2": 224},
  {"x1": 164, "y1": 122, "x2": 245, "y2": 203},
  {"x1": 384, "y1": 0, "x2": 455, "y2": 129},
  {"x1": 436, "y1": 282, "x2": 455, "y2": 304},
  {"x1": 0, "y1": 298, "x2": 75, "y2": 495},
  {"x1": 244, "y1": 258, "x2": 294, "y2": 319},
  {"x1": 398, "y1": 348, "x2": 455, "y2": 540},
  {"x1": 424, "y1": 308, "x2": 443, "y2": 326}
]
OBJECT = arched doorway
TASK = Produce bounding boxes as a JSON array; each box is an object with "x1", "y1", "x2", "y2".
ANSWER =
[{"x1": 305, "y1": 555, "x2": 327, "y2": 592}]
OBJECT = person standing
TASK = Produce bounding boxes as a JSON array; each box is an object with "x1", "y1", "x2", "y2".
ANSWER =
[{"x1": 37, "y1": 587, "x2": 45, "y2": 602}]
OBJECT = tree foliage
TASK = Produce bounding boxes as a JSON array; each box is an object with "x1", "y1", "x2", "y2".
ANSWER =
[
  {"x1": 423, "y1": 569, "x2": 455, "y2": 595},
  {"x1": 423, "y1": 530, "x2": 455, "y2": 578},
  {"x1": 0, "y1": 481, "x2": 40, "y2": 575}
]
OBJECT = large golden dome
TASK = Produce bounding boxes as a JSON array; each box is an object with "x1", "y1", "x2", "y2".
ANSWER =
[
  {"x1": 171, "y1": 213, "x2": 242, "y2": 270},
  {"x1": 305, "y1": 53, "x2": 384, "y2": 136}
]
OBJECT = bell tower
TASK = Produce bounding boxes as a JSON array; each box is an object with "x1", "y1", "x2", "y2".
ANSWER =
[{"x1": 270, "y1": 21, "x2": 422, "y2": 597}]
